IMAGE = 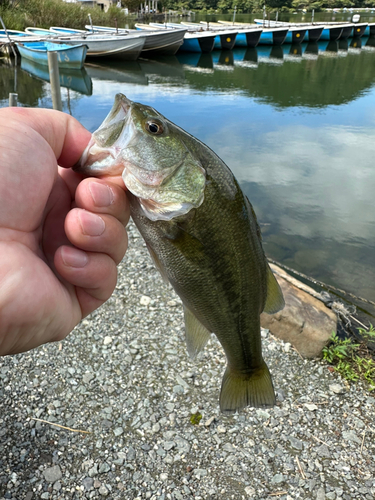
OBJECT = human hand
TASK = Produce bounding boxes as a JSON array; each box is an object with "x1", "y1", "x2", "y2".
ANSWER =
[{"x1": 0, "y1": 107, "x2": 129, "y2": 355}]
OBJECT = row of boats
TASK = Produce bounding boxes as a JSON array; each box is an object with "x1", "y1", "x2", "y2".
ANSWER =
[{"x1": 1, "y1": 19, "x2": 374, "y2": 69}]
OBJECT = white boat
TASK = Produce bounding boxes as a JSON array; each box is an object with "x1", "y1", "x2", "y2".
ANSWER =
[
  {"x1": 43, "y1": 31, "x2": 146, "y2": 60},
  {"x1": 84, "y1": 25, "x2": 186, "y2": 56},
  {"x1": 135, "y1": 23, "x2": 217, "y2": 53},
  {"x1": 25, "y1": 26, "x2": 147, "y2": 59}
]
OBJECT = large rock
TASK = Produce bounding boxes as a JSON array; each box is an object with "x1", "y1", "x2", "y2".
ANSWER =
[{"x1": 261, "y1": 264, "x2": 337, "y2": 358}]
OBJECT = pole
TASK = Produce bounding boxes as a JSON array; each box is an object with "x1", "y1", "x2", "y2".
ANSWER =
[
  {"x1": 47, "y1": 51, "x2": 62, "y2": 111},
  {"x1": 232, "y1": 6, "x2": 237, "y2": 25},
  {"x1": 8, "y1": 93, "x2": 18, "y2": 107}
]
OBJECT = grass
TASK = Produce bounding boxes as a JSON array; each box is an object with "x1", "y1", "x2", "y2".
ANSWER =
[
  {"x1": 0, "y1": 0, "x2": 130, "y2": 32},
  {"x1": 322, "y1": 324, "x2": 375, "y2": 391}
]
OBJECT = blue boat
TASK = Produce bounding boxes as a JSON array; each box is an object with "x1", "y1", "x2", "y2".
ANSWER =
[
  {"x1": 284, "y1": 27, "x2": 307, "y2": 44},
  {"x1": 258, "y1": 28, "x2": 289, "y2": 45},
  {"x1": 198, "y1": 22, "x2": 263, "y2": 48},
  {"x1": 15, "y1": 41, "x2": 88, "y2": 69}
]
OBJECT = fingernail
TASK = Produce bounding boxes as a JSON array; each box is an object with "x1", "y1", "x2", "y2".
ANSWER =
[
  {"x1": 78, "y1": 210, "x2": 105, "y2": 236},
  {"x1": 61, "y1": 246, "x2": 88, "y2": 268},
  {"x1": 89, "y1": 182, "x2": 114, "y2": 207}
]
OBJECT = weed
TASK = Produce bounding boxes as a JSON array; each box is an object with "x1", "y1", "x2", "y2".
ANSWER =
[{"x1": 322, "y1": 325, "x2": 375, "y2": 390}]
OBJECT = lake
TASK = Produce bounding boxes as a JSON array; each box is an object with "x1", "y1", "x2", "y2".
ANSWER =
[{"x1": 1, "y1": 15, "x2": 375, "y2": 322}]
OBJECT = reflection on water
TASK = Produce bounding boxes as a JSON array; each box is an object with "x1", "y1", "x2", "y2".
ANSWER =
[{"x1": 1, "y1": 36, "x2": 375, "y2": 317}]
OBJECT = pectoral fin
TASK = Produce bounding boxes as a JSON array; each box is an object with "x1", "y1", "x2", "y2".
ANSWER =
[
  {"x1": 183, "y1": 306, "x2": 212, "y2": 360},
  {"x1": 263, "y1": 264, "x2": 285, "y2": 314},
  {"x1": 145, "y1": 242, "x2": 170, "y2": 284}
]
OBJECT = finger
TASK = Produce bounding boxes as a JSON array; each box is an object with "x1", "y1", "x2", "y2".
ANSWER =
[
  {"x1": 0, "y1": 107, "x2": 91, "y2": 168},
  {"x1": 75, "y1": 178, "x2": 130, "y2": 226},
  {"x1": 54, "y1": 246, "x2": 118, "y2": 318},
  {"x1": 64, "y1": 208, "x2": 128, "y2": 265}
]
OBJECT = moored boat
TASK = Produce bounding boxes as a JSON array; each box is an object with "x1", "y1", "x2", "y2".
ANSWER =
[
  {"x1": 45, "y1": 31, "x2": 147, "y2": 60},
  {"x1": 135, "y1": 23, "x2": 217, "y2": 53},
  {"x1": 254, "y1": 19, "x2": 344, "y2": 42},
  {"x1": 198, "y1": 21, "x2": 262, "y2": 48},
  {"x1": 84, "y1": 25, "x2": 186, "y2": 56},
  {"x1": 15, "y1": 40, "x2": 87, "y2": 69},
  {"x1": 158, "y1": 22, "x2": 238, "y2": 50}
]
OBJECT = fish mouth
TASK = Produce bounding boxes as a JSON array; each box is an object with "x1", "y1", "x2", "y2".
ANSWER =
[{"x1": 74, "y1": 93, "x2": 132, "y2": 176}]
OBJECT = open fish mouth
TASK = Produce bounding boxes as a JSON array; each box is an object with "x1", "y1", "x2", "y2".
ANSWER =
[{"x1": 74, "y1": 94, "x2": 133, "y2": 175}]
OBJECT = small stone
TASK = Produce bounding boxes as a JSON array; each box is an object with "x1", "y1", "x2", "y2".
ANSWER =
[
  {"x1": 103, "y1": 336, "x2": 113, "y2": 345},
  {"x1": 304, "y1": 403, "x2": 318, "y2": 411},
  {"x1": 316, "y1": 487, "x2": 326, "y2": 500},
  {"x1": 114, "y1": 427, "x2": 124, "y2": 436},
  {"x1": 83, "y1": 372, "x2": 95, "y2": 383},
  {"x1": 43, "y1": 465, "x2": 62, "y2": 483},
  {"x1": 163, "y1": 441, "x2": 176, "y2": 451},
  {"x1": 317, "y1": 444, "x2": 331, "y2": 459},
  {"x1": 283, "y1": 342, "x2": 291, "y2": 352},
  {"x1": 342, "y1": 431, "x2": 362, "y2": 444},
  {"x1": 204, "y1": 416, "x2": 215, "y2": 427},
  {"x1": 140, "y1": 295, "x2": 151, "y2": 306},
  {"x1": 88, "y1": 464, "x2": 98, "y2": 477},
  {"x1": 289, "y1": 437, "x2": 303, "y2": 450},
  {"x1": 41, "y1": 493, "x2": 49, "y2": 500},
  {"x1": 329, "y1": 384, "x2": 346, "y2": 394},
  {"x1": 217, "y1": 425, "x2": 226, "y2": 434},
  {"x1": 173, "y1": 385, "x2": 184, "y2": 394},
  {"x1": 256, "y1": 409, "x2": 270, "y2": 420},
  {"x1": 245, "y1": 486, "x2": 256, "y2": 496},
  {"x1": 99, "y1": 462, "x2": 110, "y2": 474},
  {"x1": 271, "y1": 473, "x2": 284, "y2": 484},
  {"x1": 82, "y1": 477, "x2": 94, "y2": 491},
  {"x1": 98, "y1": 484, "x2": 109, "y2": 496},
  {"x1": 53, "y1": 481, "x2": 61, "y2": 491},
  {"x1": 194, "y1": 469, "x2": 208, "y2": 479},
  {"x1": 160, "y1": 473, "x2": 168, "y2": 481}
]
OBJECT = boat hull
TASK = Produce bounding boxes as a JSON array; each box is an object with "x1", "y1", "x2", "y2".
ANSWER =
[
  {"x1": 15, "y1": 41, "x2": 87, "y2": 69},
  {"x1": 258, "y1": 28, "x2": 288, "y2": 45},
  {"x1": 59, "y1": 35, "x2": 146, "y2": 60}
]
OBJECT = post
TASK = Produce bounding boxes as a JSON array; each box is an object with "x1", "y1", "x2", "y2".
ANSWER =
[
  {"x1": 47, "y1": 51, "x2": 62, "y2": 111},
  {"x1": 312, "y1": 9, "x2": 315, "y2": 24},
  {"x1": 232, "y1": 5, "x2": 237, "y2": 25},
  {"x1": 8, "y1": 93, "x2": 18, "y2": 107}
]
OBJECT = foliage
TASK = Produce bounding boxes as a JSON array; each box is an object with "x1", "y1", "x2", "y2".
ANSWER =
[
  {"x1": 189, "y1": 412, "x2": 202, "y2": 425},
  {"x1": 0, "y1": 0, "x2": 129, "y2": 31},
  {"x1": 323, "y1": 325, "x2": 375, "y2": 391}
]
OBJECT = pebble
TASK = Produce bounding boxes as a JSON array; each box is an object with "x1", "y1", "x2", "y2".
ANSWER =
[
  {"x1": 0, "y1": 222, "x2": 374, "y2": 500},
  {"x1": 43, "y1": 465, "x2": 62, "y2": 483}
]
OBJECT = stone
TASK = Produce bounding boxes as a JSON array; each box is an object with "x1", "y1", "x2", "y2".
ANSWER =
[
  {"x1": 260, "y1": 264, "x2": 337, "y2": 358},
  {"x1": 43, "y1": 465, "x2": 62, "y2": 483},
  {"x1": 329, "y1": 384, "x2": 346, "y2": 395}
]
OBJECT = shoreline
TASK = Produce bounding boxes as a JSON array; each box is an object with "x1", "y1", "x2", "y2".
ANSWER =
[{"x1": 0, "y1": 221, "x2": 374, "y2": 499}]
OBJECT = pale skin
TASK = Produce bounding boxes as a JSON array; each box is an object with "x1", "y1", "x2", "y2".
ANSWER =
[{"x1": 0, "y1": 107, "x2": 127, "y2": 355}]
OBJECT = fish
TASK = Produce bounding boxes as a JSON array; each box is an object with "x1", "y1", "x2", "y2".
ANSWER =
[{"x1": 75, "y1": 93, "x2": 285, "y2": 413}]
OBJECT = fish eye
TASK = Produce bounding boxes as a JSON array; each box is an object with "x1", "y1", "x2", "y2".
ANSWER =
[{"x1": 145, "y1": 120, "x2": 164, "y2": 135}]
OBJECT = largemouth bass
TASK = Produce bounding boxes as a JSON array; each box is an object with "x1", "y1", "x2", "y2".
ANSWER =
[{"x1": 76, "y1": 94, "x2": 284, "y2": 413}]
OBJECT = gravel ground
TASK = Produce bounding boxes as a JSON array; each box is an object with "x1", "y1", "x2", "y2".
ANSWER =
[{"x1": 0, "y1": 222, "x2": 374, "y2": 500}]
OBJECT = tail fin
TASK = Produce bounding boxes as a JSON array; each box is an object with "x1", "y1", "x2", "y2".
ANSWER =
[{"x1": 219, "y1": 361, "x2": 276, "y2": 413}]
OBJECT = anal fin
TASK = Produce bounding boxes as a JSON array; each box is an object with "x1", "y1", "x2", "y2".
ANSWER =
[
  {"x1": 183, "y1": 306, "x2": 212, "y2": 360},
  {"x1": 219, "y1": 360, "x2": 276, "y2": 413},
  {"x1": 263, "y1": 264, "x2": 285, "y2": 314}
]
